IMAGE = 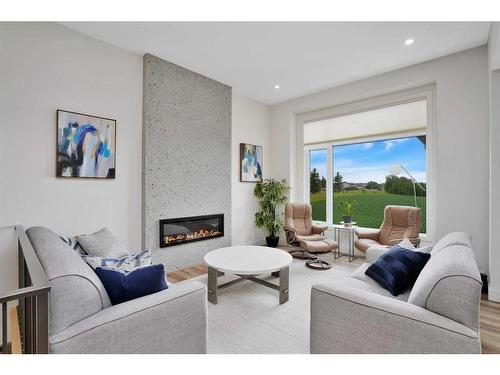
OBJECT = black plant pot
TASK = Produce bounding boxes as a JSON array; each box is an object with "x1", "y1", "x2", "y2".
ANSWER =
[
  {"x1": 342, "y1": 215, "x2": 353, "y2": 224},
  {"x1": 266, "y1": 235, "x2": 280, "y2": 248}
]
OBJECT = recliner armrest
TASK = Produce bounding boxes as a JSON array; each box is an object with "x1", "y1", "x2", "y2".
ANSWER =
[
  {"x1": 312, "y1": 224, "x2": 327, "y2": 234},
  {"x1": 283, "y1": 225, "x2": 296, "y2": 233},
  {"x1": 355, "y1": 228, "x2": 380, "y2": 241}
]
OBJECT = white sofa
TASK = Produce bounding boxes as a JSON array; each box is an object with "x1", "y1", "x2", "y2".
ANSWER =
[{"x1": 310, "y1": 232, "x2": 482, "y2": 353}]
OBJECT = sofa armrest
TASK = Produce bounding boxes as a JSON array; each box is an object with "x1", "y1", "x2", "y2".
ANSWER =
[
  {"x1": 365, "y1": 246, "x2": 388, "y2": 263},
  {"x1": 355, "y1": 228, "x2": 380, "y2": 241},
  {"x1": 310, "y1": 282, "x2": 480, "y2": 354},
  {"x1": 387, "y1": 237, "x2": 421, "y2": 247},
  {"x1": 49, "y1": 281, "x2": 207, "y2": 354},
  {"x1": 283, "y1": 225, "x2": 296, "y2": 233},
  {"x1": 312, "y1": 224, "x2": 327, "y2": 234}
]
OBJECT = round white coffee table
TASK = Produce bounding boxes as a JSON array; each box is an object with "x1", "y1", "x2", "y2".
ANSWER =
[{"x1": 204, "y1": 246, "x2": 293, "y2": 305}]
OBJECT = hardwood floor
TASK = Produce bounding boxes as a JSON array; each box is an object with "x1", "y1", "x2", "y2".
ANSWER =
[
  {"x1": 167, "y1": 256, "x2": 500, "y2": 354},
  {"x1": 480, "y1": 295, "x2": 500, "y2": 353}
]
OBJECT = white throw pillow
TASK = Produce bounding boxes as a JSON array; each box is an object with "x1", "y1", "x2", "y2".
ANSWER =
[
  {"x1": 397, "y1": 238, "x2": 416, "y2": 250},
  {"x1": 398, "y1": 238, "x2": 432, "y2": 254},
  {"x1": 77, "y1": 228, "x2": 129, "y2": 258}
]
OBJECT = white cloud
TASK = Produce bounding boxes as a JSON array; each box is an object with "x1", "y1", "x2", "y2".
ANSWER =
[
  {"x1": 361, "y1": 142, "x2": 374, "y2": 150},
  {"x1": 383, "y1": 138, "x2": 409, "y2": 151},
  {"x1": 384, "y1": 141, "x2": 395, "y2": 150},
  {"x1": 338, "y1": 165, "x2": 426, "y2": 183}
]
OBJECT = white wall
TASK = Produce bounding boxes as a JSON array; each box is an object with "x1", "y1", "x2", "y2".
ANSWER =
[
  {"x1": 0, "y1": 23, "x2": 143, "y2": 292},
  {"x1": 270, "y1": 46, "x2": 490, "y2": 271},
  {"x1": 489, "y1": 22, "x2": 500, "y2": 301},
  {"x1": 231, "y1": 92, "x2": 271, "y2": 245},
  {"x1": 489, "y1": 23, "x2": 500, "y2": 71}
]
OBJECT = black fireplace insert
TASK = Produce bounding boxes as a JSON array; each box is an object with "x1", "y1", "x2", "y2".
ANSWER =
[{"x1": 159, "y1": 214, "x2": 224, "y2": 247}]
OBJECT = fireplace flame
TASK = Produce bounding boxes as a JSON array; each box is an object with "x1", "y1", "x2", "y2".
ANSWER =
[{"x1": 165, "y1": 229, "x2": 222, "y2": 244}]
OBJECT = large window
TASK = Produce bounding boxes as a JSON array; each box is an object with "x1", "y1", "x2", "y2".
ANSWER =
[
  {"x1": 309, "y1": 149, "x2": 327, "y2": 221},
  {"x1": 306, "y1": 100, "x2": 427, "y2": 233}
]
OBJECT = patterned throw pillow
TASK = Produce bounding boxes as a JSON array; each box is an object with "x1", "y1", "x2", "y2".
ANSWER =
[
  {"x1": 60, "y1": 236, "x2": 87, "y2": 256},
  {"x1": 82, "y1": 250, "x2": 152, "y2": 272}
]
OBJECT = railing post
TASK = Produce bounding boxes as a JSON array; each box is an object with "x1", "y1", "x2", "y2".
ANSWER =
[
  {"x1": 1, "y1": 302, "x2": 7, "y2": 354},
  {"x1": 36, "y1": 294, "x2": 48, "y2": 354},
  {"x1": 24, "y1": 296, "x2": 32, "y2": 354}
]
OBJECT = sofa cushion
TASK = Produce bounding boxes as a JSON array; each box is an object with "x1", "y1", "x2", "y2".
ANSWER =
[
  {"x1": 339, "y1": 275, "x2": 411, "y2": 302},
  {"x1": 365, "y1": 245, "x2": 431, "y2": 296},
  {"x1": 26, "y1": 226, "x2": 111, "y2": 335},
  {"x1": 82, "y1": 250, "x2": 152, "y2": 272},
  {"x1": 431, "y1": 232, "x2": 471, "y2": 255},
  {"x1": 95, "y1": 264, "x2": 168, "y2": 305},
  {"x1": 408, "y1": 244, "x2": 482, "y2": 330},
  {"x1": 77, "y1": 228, "x2": 129, "y2": 258}
]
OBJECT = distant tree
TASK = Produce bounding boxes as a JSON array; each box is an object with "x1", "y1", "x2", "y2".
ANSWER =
[
  {"x1": 384, "y1": 175, "x2": 426, "y2": 197},
  {"x1": 365, "y1": 181, "x2": 381, "y2": 190},
  {"x1": 334, "y1": 171, "x2": 343, "y2": 192},
  {"x1": 310, "y1": 168, "x2": 321, "y2": 194},
  {"x1": 320, "y1": 176, "x2": 327, "y2": 189}
]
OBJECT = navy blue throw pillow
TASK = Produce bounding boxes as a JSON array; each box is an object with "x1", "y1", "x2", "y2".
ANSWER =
[
  {"x1": 95, "y1": 264, "x2": 168, "y2": 305},
  {"x1": 365, "y1": 245, "x2": 431, "y2": 296}
]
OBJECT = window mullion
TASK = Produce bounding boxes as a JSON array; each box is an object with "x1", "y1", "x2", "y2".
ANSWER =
[{"x1": 326, "y1": 146, "x2": 333, "y2": 225}]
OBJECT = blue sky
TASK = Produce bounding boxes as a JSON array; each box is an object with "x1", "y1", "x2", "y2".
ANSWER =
[{"x1": 310, "y1": 136, "x2": 426, "y2": 183}]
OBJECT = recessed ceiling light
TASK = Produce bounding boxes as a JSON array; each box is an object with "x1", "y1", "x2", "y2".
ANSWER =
[
  {"x1": 274, "y1": 84, "x2": 280, "y2": 89},
  {"x1": 405, "y1": 38, "x2": 414, "y2": 46}
]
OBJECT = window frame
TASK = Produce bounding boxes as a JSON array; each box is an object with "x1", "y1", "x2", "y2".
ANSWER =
[{"x1": 297, "y1": 85, "x2": 435, "y2": 240}]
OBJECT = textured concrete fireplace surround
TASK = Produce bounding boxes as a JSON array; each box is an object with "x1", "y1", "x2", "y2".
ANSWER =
[{"x1": 143, "y1": 54, "x2": 232, "y2": 271}]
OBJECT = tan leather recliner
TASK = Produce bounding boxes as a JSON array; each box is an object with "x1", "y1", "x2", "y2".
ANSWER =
[
  {"x1": 354, "y1": 205, "x2": 421, "y2": 253},
  {"x1": 283, "y1": 203, "x2": 327, "y2": 245}
]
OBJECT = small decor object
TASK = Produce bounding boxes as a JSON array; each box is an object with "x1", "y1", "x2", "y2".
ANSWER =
[
  {"x1": 57, "y1": 109, "x2": 116, "y2": 178},
  {"x1": 254, "y1": 178, "x2": 290, "y2": 247},
  {"x1": 340, "y1": 200, "x2": 357, "y2": 224},
  {"x1": 240, "y1": 143, "x2": 263, "y2": 182},
  {"x1": 365, "y1": 244, "x2": 431, "y2": 296},
  {"x1": 95, "y1": 264, "x2": 168, "y2": 305}
]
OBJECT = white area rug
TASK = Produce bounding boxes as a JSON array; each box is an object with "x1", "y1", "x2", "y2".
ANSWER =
[{"x1": 188, "y1": 255, "x2": 361, "y2": 354}]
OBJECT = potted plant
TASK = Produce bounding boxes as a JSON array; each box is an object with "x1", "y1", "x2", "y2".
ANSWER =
[
  {"x1": 254, "y1": 178, "x2": 290, "y2": 247},
  {"x1": 340, "y1": 200, "x2": 356, "y2": 224}
]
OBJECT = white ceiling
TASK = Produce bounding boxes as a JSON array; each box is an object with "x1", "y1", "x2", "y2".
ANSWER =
[{"x1": 61, "y1": 22, "x2": 491, "y2": 105}]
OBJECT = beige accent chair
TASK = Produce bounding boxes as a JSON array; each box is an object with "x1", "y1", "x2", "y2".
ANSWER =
[
  {"x1": 284, "y1": 203, "x2": 328, "y2": 258},
  {"x1": 355, "y1": 205, "x2": 421, "y2": 253}
]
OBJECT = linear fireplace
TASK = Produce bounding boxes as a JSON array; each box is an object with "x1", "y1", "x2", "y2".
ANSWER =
[{"x1": 159, "y1": 214, "x2": 224, "y2": 247}]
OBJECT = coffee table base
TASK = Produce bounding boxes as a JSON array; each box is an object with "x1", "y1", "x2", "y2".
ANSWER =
[{"x1": 207, "y1": 266, "x2": 289, "y2": 305}]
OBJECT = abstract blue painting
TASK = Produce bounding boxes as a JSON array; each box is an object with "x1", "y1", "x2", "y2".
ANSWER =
[
  {"x1": 240, "y1": 143, "x2": 263, "y2": 182},
  {"x1": 57, "y1": 110, "x2": 116, "y2": 178}
]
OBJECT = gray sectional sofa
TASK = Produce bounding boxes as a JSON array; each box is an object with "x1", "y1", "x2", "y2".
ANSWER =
[
  {"x1": 26, "y1": 226, "x2": 207, "y2": 354},
  {"x1": 310, "y1": 232, "x2": 482, "y2": 354}
]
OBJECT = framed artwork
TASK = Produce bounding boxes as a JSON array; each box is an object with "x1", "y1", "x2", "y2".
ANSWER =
[
  {"x1": 56, "y1": 110, "x2": 116, "y2": 178},
  {"x1": 240, "y1": 143, "x2": 263, "y2": 182}
]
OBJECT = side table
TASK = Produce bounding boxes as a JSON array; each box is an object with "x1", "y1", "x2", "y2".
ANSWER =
[{"x1": 333, "y1": 225, "x2": 358, "y2": 262}]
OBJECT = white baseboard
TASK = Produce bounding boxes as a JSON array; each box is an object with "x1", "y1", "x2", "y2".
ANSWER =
[{"x1": 488, "y1": 287, "x2": 500, "y2": 302}]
